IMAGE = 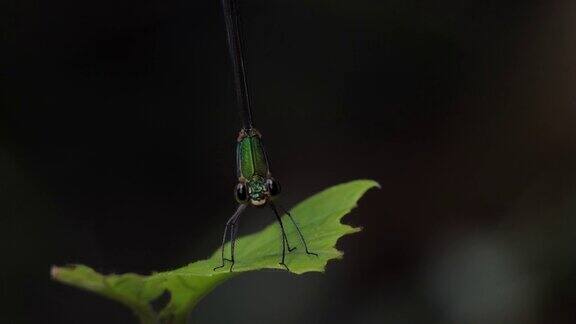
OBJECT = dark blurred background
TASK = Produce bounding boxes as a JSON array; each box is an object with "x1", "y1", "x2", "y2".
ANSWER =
[{"x1": 2, "y1": 0, "x2": 576, "y2": 323}]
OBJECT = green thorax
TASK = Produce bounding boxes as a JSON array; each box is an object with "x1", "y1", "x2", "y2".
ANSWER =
[
  {"x1": 237, "y1": 128, "x2": 269, "y2": 179},
  {"x1": 236, "y1": 128, "x2": 270, "y2": 203}
]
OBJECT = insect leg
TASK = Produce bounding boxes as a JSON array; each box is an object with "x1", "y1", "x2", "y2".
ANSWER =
[
  {"x1": 213, "y1": 221, "x2": 232, "y2": 271},
  {"x1": 270, "y1": 203, "x2": 292, "y2": 271},
  {"x1": 278, "y1": 204, "x2": 318, "y2": 257},
  {"x1": 228, "y1": 214, "x2": 240, "y2": 272},
  {"x1": 270, "y1": 203, "x2": 297, "y2": 252},
  {"x1": 214, "y1": 204, "x2": 247, "y2": 271}
]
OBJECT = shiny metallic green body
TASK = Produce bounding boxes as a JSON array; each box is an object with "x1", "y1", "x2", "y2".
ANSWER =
[{"x1": 236, "y1": 128, "x2": 270, "y2": 205}]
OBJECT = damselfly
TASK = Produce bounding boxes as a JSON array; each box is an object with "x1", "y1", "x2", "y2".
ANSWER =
[{"x1": 214, "y1": 0, "x2": 317, "y2": 272}]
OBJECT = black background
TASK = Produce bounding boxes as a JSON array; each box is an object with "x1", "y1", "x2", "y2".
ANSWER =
[{"x1": 2, "y1": 0, "x2": 576, "y2": 323}]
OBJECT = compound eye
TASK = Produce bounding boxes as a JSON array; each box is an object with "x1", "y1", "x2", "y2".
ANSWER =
[
  {"x1": 266, "y1": 178, "x2": 281, "y2": 197},
  {"x1": 235, "y1": 183, "x2": 248, "y2": 203}
]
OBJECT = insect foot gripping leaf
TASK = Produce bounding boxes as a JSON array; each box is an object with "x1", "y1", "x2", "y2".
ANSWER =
[{"x1": 51, "y1": 180, "x2": 379, "y2": 324}]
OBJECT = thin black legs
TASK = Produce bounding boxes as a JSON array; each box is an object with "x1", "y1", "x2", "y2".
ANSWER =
[
  {"x1": 214, "y1": 203, "x2": 316, "y2": 272},
  {"x1": 277, "y1": 205, "x2": 318, "y2": 257},
  {"x1": 270, "y1": 203, "x2": 318, "y2": 271},
  {"x1": 270, "y1": 203, "x2": 297, "y2": 270},
  {"x1": 214, "y1": 204, "x2": 247, "y2": 272}
]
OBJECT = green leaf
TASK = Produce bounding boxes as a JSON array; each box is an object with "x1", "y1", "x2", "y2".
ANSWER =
[
  {"x1": 52, "y1": 179, "x2": 378, "y2": 323},
  {"x1": 50, "y1": 265, "x2": 163, "y2": 324}
]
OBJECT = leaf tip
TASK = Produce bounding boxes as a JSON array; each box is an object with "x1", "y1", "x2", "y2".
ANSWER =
[{"x1": 360, "y1": 179, "x2": 381, "y2": 190}]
